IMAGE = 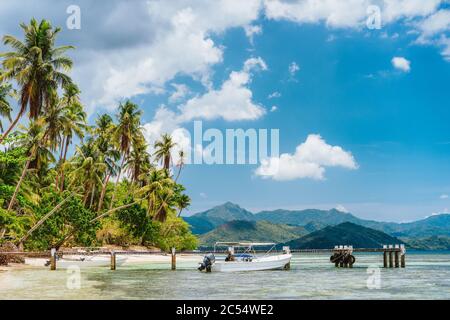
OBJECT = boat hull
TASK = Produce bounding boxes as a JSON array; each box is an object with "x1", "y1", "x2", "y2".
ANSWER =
[{"x1": 211, "y1": 254, "x2": 291, "y2": 272}]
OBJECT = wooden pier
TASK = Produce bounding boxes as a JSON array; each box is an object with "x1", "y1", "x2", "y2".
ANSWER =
[{"x1": 0, "y1": 244, "x2": 406, "y2": 270}]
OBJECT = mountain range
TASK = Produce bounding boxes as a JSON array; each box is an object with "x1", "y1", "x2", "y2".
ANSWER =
[{"x1": 185, "y1": 202, "x2": 450, "y2": 249}]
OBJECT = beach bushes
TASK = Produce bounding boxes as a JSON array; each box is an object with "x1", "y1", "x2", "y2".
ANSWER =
[{"x1": 25, "y1": 191, "x2": 99, "y2": 250}]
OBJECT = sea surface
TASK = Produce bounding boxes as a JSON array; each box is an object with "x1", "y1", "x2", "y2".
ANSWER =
[{"x1": 1, "y1": 252, "x2": 450, "y2": 299}]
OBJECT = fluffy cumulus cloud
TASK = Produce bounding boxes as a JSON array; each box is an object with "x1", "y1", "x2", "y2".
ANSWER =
[
  {"x1": 142, "y1": 57, "x2": 267, "y2": 158},
  {"x1": 255, "y1": 134, "x2": 358, "y2": 181},
  {"x1": 391, "y1": 56, "x2": 411, "y2": 72}
]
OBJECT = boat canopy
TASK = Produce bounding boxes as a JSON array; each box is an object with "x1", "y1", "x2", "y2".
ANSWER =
[{"x1": 214, "y1": 242, "x2": 275, "y2": 247}]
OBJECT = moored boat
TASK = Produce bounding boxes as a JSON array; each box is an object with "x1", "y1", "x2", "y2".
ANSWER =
[{"x1": 198, "y1": 242, "x2": 291, "y2": 272}]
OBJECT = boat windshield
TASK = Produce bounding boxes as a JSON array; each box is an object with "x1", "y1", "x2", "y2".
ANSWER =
[{"x1": 213, "y1": 242, "x2": 277, "y2": 257}]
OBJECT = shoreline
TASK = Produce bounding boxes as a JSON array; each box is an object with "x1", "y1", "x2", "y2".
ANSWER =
[{"x1": 1, "y1": 253, "x2": 204, "y2": 271}]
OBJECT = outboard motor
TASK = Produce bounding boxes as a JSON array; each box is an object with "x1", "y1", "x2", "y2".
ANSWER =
[{"x1": 198, "y1": 253, "x2": 215, "y2": 272}]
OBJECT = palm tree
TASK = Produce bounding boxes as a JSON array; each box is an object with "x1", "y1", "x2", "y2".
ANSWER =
[
  {"x1": 176, "y1": 194, "x2": 191, "y2": 217},
  {"x1": 66, "y1": 142, "x2": 106, "y2": 208},
  {"x1": 125, "y1": 136, "x2": 151, "y2": 185},
  {"x1": 7, "y1": 118, "x2": 51, "y2": 210},
  {"x1": 110, "y1": 100, "x2": 142, "y2": 208},
  {"x1": 58, "y1": 85, "x2": 87, "y2": 191},
  {"x1": 154, "y1": 133, "x2": 176, "y2": 170},
  {"x1": 94, "y1": 114, "x2": 120, "y2": 212},
  {"x1": 0, "y1": 19, "x2": 74, "y2": 143},
  {"x1": 174, "y1": 150, "x2": 185, "y2": 182},
  {"x1": 0, "y1": 82, "x2": 15, "y2": 132},
  {"x1": 136, "y1": 168, "x2": 173, "y2": 222}
]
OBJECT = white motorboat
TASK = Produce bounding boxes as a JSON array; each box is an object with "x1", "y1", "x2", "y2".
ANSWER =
[
  {"x1": 198, "y1": 242, "x2": 291, "y2": 272},
  {"x1": 46, "y1": 255, "x2": 127, "y2": 269}
]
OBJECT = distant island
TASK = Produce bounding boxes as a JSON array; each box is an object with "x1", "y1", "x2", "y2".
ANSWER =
[{"x1": 184, "y1": 202, "x2": 450, "y2": 250}]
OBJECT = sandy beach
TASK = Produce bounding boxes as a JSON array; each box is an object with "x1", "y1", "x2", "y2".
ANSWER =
[{"x1": 0, "y1": 253, "x2": 203, "y2": 271}]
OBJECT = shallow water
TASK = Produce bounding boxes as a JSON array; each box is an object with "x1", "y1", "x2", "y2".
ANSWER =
[{"x1": 1, "y1": 252, "x2": 450, "y2": 299}]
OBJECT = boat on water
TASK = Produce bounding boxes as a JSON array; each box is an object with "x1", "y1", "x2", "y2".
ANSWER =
[
  {"x1": 44, "y1": 255, "x2": 127, "y2": 269},
  {"x1": 198, "y1": 242, "x2": 291, "y2": 272}
]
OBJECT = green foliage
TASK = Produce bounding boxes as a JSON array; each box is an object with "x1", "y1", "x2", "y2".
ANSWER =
[
  {"x1": 0, "y1": 208, "x2": 31, "y2": 243},
  {"x1": 26, "y1": 190, "x2": 99, "y2": 250},
  {"x1": 0, "y1": 20, "x2": 197, "y2": 251}
]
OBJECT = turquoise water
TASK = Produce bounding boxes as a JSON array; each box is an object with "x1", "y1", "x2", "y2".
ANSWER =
[{"x1": 1, "y1": 252, "x2": 450, "y2": 299}]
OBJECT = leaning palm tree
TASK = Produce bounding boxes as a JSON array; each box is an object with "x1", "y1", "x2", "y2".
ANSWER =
[
  {"x1": 136, "y1": 168, "x2": 173, "y2": 222},
  {"x1": 109, "y1": 100, "x2": 142, "y2": 208},
  {"x1": 0, "y1": 82, "x2": 16, "y2": 133},
  {"x1": 154, "y1": 133, "x2": 176, "y2": 170},
  {"x1": 7, "y1": 118, "x2": 51, "y2": 210},
  {"x1": 0, "y1": 19, "x2": 74, "y2": 143},
  {"x1": 66, "y1": 143, "x2": 106, "y2": 208},
  {"x1": 176, "y1": 194, "x2": 191, "y2": 217},
  {"x1": 174, "y1": 150, "x2": 185, "y2": 182}
]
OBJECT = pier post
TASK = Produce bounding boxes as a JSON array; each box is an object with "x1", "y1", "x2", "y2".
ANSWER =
[
  {"x1": 171, "y1": 247, "x2": 176, "y2": 270},
  {"x1": 400, "y1": 244, "x2": 406, "y2": 268},
  {"x1": 394, "y1": 245, "x2": 399, "y2": 268},
  {"x1": 383, "y1": 245, "x2": 388, "y2": 268},
  {"x1": 388, "y1": 245, "x2": 393, "y2": 268},
  {"x1": 110, "y1": 251, "x2": 116, "y2": 270},
  {"x1": 50, "y1": 248, "x2": 56, "y2": 270}
]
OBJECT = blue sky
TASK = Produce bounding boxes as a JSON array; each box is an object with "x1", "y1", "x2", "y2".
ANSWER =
[{"x1": 1, "y1": 0, "x2": 450, "y2": 222}]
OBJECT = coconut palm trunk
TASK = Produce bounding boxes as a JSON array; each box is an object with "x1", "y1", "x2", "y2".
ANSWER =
[
  {"x1": 0, "y1": 111, "x2": 22, "y2": 144},
  {"x1": 7, "y1": 158, "x2": 31, "y2": 211},
  {"x1": 109, "y1": 156, "x2": 125, "y2": 209},
  {"x1": 59, "y1": 137, "x2": 71, "y2": 191},
  {"x1": 97, "y1": 173, "x2": 110, "y2": 212}
]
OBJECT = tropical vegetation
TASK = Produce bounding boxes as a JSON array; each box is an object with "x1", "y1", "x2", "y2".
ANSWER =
[{"x1": 0, "y1": 19, "x2": 197, "y2": 252}]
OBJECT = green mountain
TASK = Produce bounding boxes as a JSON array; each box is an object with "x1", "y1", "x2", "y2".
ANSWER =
[
  {"x1": 255, "y1": 208, "x2": 363, "y2": 226},
  {"x1": 280, "y1": 222, "x2": 404, "y2": 249},
  {"x1": 199, "y1": 220, "x2": 308, "y2": 246},
  {"x1": 185, "y1": 202, "x2": 450, "y2": 239},
  {"x1": 184, "y1": 202, "x2": 254, "y2": 234},
  {"x1": 401, "y1": 235, "x2": 450, "y2": 250}
]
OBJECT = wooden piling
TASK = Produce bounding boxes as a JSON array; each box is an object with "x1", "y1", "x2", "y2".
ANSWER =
[
  {"x1": 394, "y1": 251, "x2": 399, "y2": 268},
  {"x1": 383, "y1": 251, "x2": 387, "y2": 268},
  {"x1": 171, "y1": 247, "x2": 176, "y2": 270},
  {"x1": 110, "y1": 251, "x2": 116, "y2": 270},
  {"x1": 388, "y1": 251, "x2": 393, "y2": 268},
  {"x1": 401, "y1": 253, "x2": 405, "y2": 268},
  {"x1": 50, "y1": 248, "x2": 56, "y2": 270}
]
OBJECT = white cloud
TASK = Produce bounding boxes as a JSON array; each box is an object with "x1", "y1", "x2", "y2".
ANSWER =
[
  {"x1": 440, "y1": 194, "x2": 449, "y2": 199},
  {"x1": 169, "y1": 83, "x2": 190, "y2": 103},
  {"x1": 255, "y1": 134, "x2": 358, "y2": 181},
  {"x1": 178, "y1": 57, "x2": 267, "y2": 122},
  {"x1": 143, "y1": 57, "x2": 267, "y2": 161},
  {"x1": 244, "y1": 24, "x2": 263, "y2": 44},
  {"x1": 268, "y1": 91, "x2": 281, "y2": 99},
  {"x1": 335, "y1": 204, "x2": 349, "y2": 213},
  {"x1": 288, "y1": 61, "x2": 300, "y2": 76},
  {"x1": 391, "y1": 56, "x2": 411, "y2": 72},
  {"x1": 64, "y1": 0, "x2": 262, "y2": 111},
  {"x1": 264, "y1": 0, "x2": 442, "y2": 28},
  {"x1": 270, "y1": 105, "x2": 278, "y2": 112},
  {"x1": 263, "y1": 0, "x2": 449, "y2": 60}
]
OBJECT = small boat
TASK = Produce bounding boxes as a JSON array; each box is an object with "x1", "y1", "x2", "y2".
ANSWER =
[
  {"x1": 198, "y1": 242, "x2": 291, "y2": 272},
  {"x1": 46, "y1": 255, "x2": 127, "y2": 269}
]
